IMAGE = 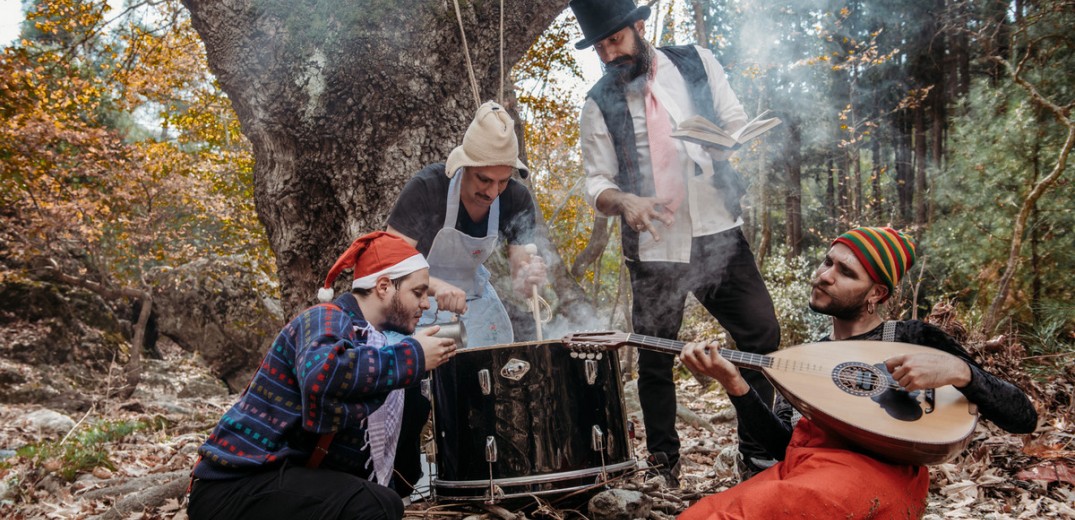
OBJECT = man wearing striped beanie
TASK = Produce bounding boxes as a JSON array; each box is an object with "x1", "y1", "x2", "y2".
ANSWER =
[
  {"x1": 822, "y1": 226, "x2": 917, "y2": 314},
  {"x1": 832, "y1": 226, "x2": 916, "y2": 299},
  {"x1": 676, "y1": 226, "x2": 1037, "y2": 519}
]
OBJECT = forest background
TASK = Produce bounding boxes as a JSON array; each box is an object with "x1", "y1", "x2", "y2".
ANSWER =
[{"x1": 0, "y1": 0, "x2": 1072, "y2": 518}]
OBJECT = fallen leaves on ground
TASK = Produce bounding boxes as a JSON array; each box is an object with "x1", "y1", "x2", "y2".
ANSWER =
[{"x1": 0, "y1": 344, "x2": 1072, "y2": 519}]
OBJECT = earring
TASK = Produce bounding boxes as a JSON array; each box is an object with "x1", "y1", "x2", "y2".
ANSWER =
[{"x1": 867, "y1": 301, "x2": 876, "y2": 315}]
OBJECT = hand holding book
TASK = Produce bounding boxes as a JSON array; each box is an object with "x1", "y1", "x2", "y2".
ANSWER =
[{"x1": 671, "y1": 110, "x2": 782, "y2": 150}]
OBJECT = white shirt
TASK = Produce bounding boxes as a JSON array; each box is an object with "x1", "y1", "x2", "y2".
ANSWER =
[{"x1": 580, "y1": 46, "x2": 748, "y2": 263}]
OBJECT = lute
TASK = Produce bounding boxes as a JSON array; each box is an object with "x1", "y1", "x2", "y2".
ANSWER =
[{"x1": 563, "y1": 331, "x2": 979, "y2": 466}]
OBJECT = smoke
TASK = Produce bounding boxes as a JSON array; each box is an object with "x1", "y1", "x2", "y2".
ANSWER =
[
  {"x1": 543, "y1": 302, "x2": 615, "y2": 341},
  {"x1": 500, "y1": 197, "x2": 628, "y2": 338}
]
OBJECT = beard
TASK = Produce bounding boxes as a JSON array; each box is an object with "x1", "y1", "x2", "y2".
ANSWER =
[
  {"x1": 603, "y1": 29, "x2": 653, "y2": 87},
  {"x1": 808, "y1": 282, "x2": 870, "y2": 321},
  {"x1": 381, "y1": 292, "x2": 418, "y2": 335}
]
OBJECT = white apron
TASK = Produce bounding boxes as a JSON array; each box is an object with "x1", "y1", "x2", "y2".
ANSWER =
[{"x1": 422, "y1": 173, "x2": 514, "y2": 348}]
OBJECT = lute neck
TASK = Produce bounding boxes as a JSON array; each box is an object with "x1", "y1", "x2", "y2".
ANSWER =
[{"x1": 624, "y1": 333, "x2": 773, "y2": 371}]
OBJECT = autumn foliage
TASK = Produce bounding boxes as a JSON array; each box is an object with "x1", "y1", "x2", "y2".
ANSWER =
[{"x1": 0, "y1": 0, "x2": 271, "y2": 289}]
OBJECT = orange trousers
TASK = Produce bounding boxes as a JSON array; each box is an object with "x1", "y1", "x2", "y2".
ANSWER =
[{"x1": 679, "y1": 419, "x2": 929, "y2": 520}]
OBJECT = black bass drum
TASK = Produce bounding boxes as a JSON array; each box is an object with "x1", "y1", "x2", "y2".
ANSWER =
[{"x1": 431, "y1": 341, "x2": 636, "y2": 502}]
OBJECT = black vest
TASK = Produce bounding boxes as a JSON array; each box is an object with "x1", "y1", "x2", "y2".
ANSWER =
[{"x1": 587, "y1": 45, "x2": 745, "y2": 258}]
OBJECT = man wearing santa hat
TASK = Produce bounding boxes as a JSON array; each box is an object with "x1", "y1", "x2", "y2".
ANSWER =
[{"x1": 187, "y1": 231, "x2": 458, "y2": 520}]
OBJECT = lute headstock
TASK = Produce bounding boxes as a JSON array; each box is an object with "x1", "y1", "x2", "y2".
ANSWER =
[{"x1": 562, "y1": 330, "x2": 632, "y2": 358}]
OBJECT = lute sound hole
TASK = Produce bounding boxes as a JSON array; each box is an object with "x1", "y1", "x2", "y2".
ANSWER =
[{"x1": 832, "y1": 362, "x2": 888, "y2": 397}]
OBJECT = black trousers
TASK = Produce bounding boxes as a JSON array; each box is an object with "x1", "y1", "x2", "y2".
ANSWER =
[
  {"x1": 187, "y1": 463, "x2": 404, "y2": 520},
  {"x1": 391, "y1": 384, "x2": 431, "y2": 497},
  {"x1": 627, "y1": 228, "x2": 780, "y2": 466}
]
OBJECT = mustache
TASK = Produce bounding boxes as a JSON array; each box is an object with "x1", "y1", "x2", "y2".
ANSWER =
[
  {"x1": 605, "y1": 56, "x2": 637, "y2": 78},
  {"x1": 608, "y1": 55, "x2": 650, "y2": 87}
]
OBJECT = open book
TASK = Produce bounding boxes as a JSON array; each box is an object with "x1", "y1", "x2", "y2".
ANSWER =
[{"x1": 671, "y1": 110, "x2": 782, "y2": 149}]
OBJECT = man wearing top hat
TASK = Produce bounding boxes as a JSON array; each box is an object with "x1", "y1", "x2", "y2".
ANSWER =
[
  {"x1": 384, "y1": 101, "x2": 548, "y2": 495},
  {"x1": 569, "y1": 0, "x2": 782, "y2": 485}
]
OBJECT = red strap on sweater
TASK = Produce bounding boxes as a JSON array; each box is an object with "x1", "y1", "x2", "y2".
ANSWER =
[
  {"x1": 307, "y1": 433, "x2": 336, "y2": 468},
  {"x1": 187, "y1": 456, "x2": 203, "y2": 494},
  {"x1": 307, "y1": 303, "x2": 344, "y2": 469}
]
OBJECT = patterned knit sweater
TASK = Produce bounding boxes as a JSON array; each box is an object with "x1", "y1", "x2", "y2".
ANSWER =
[{"x1": 193, "y1": 293, "x2": 426, "y2": 480}]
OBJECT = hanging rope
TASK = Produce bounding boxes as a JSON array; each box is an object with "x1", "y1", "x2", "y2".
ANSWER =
[
  {"x1": 451, "y1": 0, "x2": 508, "y2": 107},
  {"x1": 452, "y1": 0, "x2": 482, "y2": 109},
  {"x1": 498, "y1": 0, "x2": 505, "y2": 104}
]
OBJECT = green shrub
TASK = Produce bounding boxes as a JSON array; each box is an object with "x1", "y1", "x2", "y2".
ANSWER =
[
  {"x1": 1020, "y1": 302, "x2": 1075, "y2": 380},
  {"x1": 16, "y1": 420, "x2": 146, "y2": 481},
  {"x1": 761, "y1": 245, "x2": 830, "y2": 347}
]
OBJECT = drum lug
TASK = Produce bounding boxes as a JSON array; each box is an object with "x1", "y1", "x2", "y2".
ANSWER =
[
  {"x1": 478, "y1": 369, "x2": 491, "y2": 395},
  {"x1": 591, "y1": 425, "x2": 604, "y2": 452},
  {"x1": 585, "y1": 359, "x2": 598, "y2": 385},
  {"x1": 500, "y1": 358, "x2": 530, "y2": 381}
]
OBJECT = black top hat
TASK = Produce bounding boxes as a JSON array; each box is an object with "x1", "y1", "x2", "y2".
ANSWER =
[{"x1": 570, "y1": 0, "x2": 652, "y2": 50}]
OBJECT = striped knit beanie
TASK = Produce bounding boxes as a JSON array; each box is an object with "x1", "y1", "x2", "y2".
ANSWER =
[
  {"x1": 832, "y1": 227, "x2": 917, "y2": 302},
  {"x1": 317, "y1": 231, "x2": 429, "y2": 302}
]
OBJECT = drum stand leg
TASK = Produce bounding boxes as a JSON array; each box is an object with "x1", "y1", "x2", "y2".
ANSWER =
[
  {"x1": 592, "y1": 425, "x2": 608, "y2": 483},
  {"x1": 484, "y1": 436, "x2": 502, "y2": 504}
]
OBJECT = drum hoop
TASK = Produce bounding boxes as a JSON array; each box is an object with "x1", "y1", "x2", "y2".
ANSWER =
[{"x1": 432, "y1": 459, "x2": 637, "y2": 489}]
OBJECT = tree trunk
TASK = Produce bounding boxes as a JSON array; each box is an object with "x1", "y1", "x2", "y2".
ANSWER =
[
  {"x1": 757, "y1": 168, "x2": 771, "y2": 266},
  {"x1": 837, "y1": 155, "x2": 849, "y2": 227},
  {"x1": 930, "y1": 0, "x2": 947, "y2": 174},
  {"x1": 691, "y1": 0, "x2": 708, "y2": 48},
  {"x1": 181, "y1": 0, "x2": 570, "y2": 316},
  {"x1": 870, "y1": 124, "x2": 882, "y2": 221},
  {"x1": 825, "y1": 157, "x2": 836, "y2": 234},
  {"x1": 913, "y1": 107, "x2": 929, "y2": 226},
  {"x1": 894, "y1": 114, "x2": 913, "y2": 224},
  {"x1": 784, "y1": 117, "x2": 802, "y2": 256},
  {"x1": 830, "y1": 61, "x2": 849, "y2": 229},
  {"x1": 984, "y1": 0, "x2": 1011, "y2": 84},
  {"x1": 850, "y1": 146, "x2": 862, "y2": 223},
  {"x1": 119, "y1": 295, "x2": 152, "y2": 400}
]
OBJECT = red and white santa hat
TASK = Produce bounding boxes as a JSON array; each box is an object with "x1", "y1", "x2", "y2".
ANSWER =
[{"x1": 317, "y1": 231, "x2": 429, "y2": 302}]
